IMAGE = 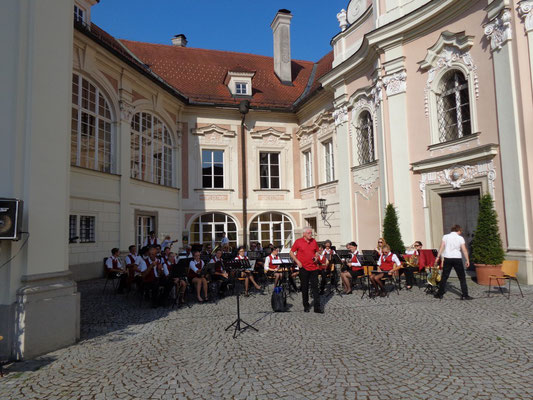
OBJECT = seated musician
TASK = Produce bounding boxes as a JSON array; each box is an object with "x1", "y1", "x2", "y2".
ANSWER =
[
  {"x1": 189, "y1": 251, "x2": 208, "y2": 302},
  {"x1": 177, "y1": 246, "x2": 192, "y2": 260},
  {"x1": 235, "y1": 246, "x2": 261, "y2": 296},
  {"x1": 402, "y1": 241, "x2": 422, "y2": 289},
  {"x1": 211, "y1": 249, "x2": 229, "y2": 297},
  {"x1": 322, "y1": 240, "x2": 336, "y2": 257},
  {"x1": 264, "y1": 246, "x2": 283, "y2": 286},
  {"x1": 142, "y1": 247, "x2": 173, "y2": 307},
  {"x1": 340, "y1": 242, "x2": 363, "y2": 295},
  {"x1": 161, "y1": 246, "x2": 171, "y2": 263},
  {"x1": 317, "y1": 243, "x2": 330, "y2": 295},
  {"x1": 125, "y1": 245, "x2": 144, "y2": 291},
  {"x1": 370, "y1": 244, "x2": 401, "y2": 296},
  {"x1": 167, "y1": 252, "x2": 187, "y2": 305},
  {"x1": 375, "y1": 238, "x2": 387, "y2": 256},
  {"x1": 105, "y1": 248, "x2": 127, "y2": 294}
]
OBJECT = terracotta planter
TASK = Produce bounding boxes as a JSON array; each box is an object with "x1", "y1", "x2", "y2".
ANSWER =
[{"x1": 474, "y1": 263, "x2": 503, "y2": 286}]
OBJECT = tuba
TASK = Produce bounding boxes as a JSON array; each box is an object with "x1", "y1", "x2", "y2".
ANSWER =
[{"x1": 427, "y1": 266, "x2": 441, "y2": 286}]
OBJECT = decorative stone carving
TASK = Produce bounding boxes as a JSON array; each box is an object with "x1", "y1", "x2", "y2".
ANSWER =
[
  {"x1": 484, "y1": 10, "x2": 513, "y2": 51},
  {"x1": 320, "y1": 187, "x2": 337, "y2": 196},
  {"x1": 119, "y1": 100, "x2": 134, "y2": 122},
  {"x1": 382, "y1": 72, "x2": 407, "y2": 96},
  {"x1": 347, "y1": 0, "x2": 366, "y2": 24},
  {"x1": 518, "y1": 1, "x2": 533, "y2": 33},
  {"x1": 420, "y1": 32, "x2": 479, "y2": 117},
  {"x1": 299, "y1": 133, "x2": 314, "y2": 147},
  {"x1": 296, "y1": 111, "x2": 334, "y2": 148},
  {"x1": 191, "y1": 124, "x2": 236, "y2": 138},
  {"x1": 250, "y1": 127, "x2": 291, "y2": 141},
  {"x1": 199, "y1": 194, "x2": 229, "y2": 201},
  {"x1": 352, "y1": 163, "x2": 379, "y2": 199},
  {"x1": 333, "y1": 105, "x2": 349, "y2": 127},
  {"x1": 258, "y1": 194, "x2": 284, "y2": 201},
  {"x1": 419, "y1": 160, "x2": 496, "y2": 207},
  {"x1": 337, "y1": 9, "x2": 348, "y2": 31}
]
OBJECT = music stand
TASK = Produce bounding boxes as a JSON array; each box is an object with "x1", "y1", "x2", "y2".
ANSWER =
[
  {"x1": 224, "y1": 260, "x2": 259, "y2": 338},
  {"x1": 357, "y1": 254, "x2": 377, "y2": 299},
  {"x1": 327, "y1": 253, "x2": 343, "y2": 295},
  {"x1": 172, "y1": 258, "x2": 192, "y2": 308}
]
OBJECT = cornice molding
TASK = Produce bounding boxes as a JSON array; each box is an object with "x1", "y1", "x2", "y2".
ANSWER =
[{"x1": 191, "y1": 124, "x2": 236, "y2": 138}]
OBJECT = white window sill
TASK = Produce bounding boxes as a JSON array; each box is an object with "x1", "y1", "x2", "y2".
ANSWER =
[
  {"x1": 253, "y1": 189, "x2": 290, "y2": 192},
  {"x1": 194, "y1": 188, "x2": 234, "y2": 192},
  {"x1": 428, "y1": 132, "x2": 480, "y2": 151}
]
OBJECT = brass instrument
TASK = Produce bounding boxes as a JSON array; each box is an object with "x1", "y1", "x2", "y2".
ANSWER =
[
  {"x1": 211, "y1": 244, "x2": 220, "y2": 255},
  {"x1": 404, "y1": 255, "x2": 419, "y2": 269},
  {"x1": 427, "y1": 266, "x2": 441, "y2": 286}
]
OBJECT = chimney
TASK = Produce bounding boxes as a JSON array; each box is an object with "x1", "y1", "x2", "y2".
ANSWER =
[
  {"x1": 271, "y1": 9, "x2": 292, "y2": 85},
  {"x1": 171, "y1": 34, "x2": 187, "y2": 47}
]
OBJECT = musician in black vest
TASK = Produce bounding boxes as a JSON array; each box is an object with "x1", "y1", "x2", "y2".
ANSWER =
[
  {"x1": 105, "y1": 248, "x2": 127, "y2": 294},
  {"x1": 211, "y1": 249, "x2": 229, "y2": 297}
]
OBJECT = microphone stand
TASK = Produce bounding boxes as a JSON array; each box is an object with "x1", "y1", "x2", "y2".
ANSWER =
[{"x1": 224, "y1": 260, "x2": 258, "y2": 338}]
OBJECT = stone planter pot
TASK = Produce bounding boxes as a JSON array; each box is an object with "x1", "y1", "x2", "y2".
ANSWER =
[{"x1": 474, "y1": 263, "x2": 503, "y2": 286}]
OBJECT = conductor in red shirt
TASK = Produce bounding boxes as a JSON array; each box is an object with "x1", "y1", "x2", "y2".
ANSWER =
[{"x1": 290, "y1": 227, "x2": 323, "y2": 313}]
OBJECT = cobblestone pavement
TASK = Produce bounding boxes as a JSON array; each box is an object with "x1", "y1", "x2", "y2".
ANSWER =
[{"x1": 2, "y1": 277, "x2": 533, "y2": 400}]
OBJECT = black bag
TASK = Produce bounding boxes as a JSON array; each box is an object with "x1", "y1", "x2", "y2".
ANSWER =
[{"x1": 271, "y1": 286, "x2": 287, "y2": 312}]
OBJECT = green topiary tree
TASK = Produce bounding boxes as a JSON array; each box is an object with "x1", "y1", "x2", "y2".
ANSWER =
[
  {"x1": 382, "y1": 203, "x2": 406, "y2": 255},
  {"x1": 471, "y1": 194, "x2": 505, "y2": 265}
]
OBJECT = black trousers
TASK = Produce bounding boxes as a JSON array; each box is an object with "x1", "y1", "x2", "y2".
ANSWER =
[
  {"x1": 300, "y1": 268, "x2": 319, "y2": 310},
  {"x1": 212, "y1": 274, "x2": 229, "y2": 294},
  {"x1": 400, "y1": 267, "x2": 415, "y2": 287},
  {"x1": 437, "y1": 258, "x2": 469, "y2": 297},
  {"x1": 319, "y1": 268, "x2": 337, "y2": 292}
]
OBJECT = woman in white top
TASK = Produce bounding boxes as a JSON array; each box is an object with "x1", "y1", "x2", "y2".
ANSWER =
[
  {"x1": 434, "y1": 225, "x2": 472, "y2": 300},
  {"x1": 235, "y1": 246, "x2": 261, "y2": 296}
]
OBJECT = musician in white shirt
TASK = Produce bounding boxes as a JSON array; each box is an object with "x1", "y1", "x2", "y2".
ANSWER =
[
  {"x1": 105, "y1": 248, "x2": 127, "y2": 293},
  {"x1": 340, "y1": 242, "x2": 362, "y2": 295},
  {"x1": 264, "y1": 246, "x2": 283, "y2": 286},
  {"x1": 160, "y1": 235, "x2": 177, "y2": 251},
  {"x1": 434, "y1": 225, "x2": 472, "y2": 300},
  {"x1": 143, "y1": 231, "x2": 159, "y2": 248},
  {"x1": 189, "y1": 251, "x2": 208, "y2": 302},
  {"x1": 235, "y1": 246, "x2": 262, "y2": 296}
]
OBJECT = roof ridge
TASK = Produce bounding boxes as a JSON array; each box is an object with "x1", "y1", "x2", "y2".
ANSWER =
[{"x1": 119, "y1": 38, "x2": 315, "y2": 64}]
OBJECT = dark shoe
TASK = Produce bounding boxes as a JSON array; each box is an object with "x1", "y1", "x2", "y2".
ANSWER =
[
  {"x1": 314, "y1": 308, "x2": 324, "y2": 314},
  {"x1": 434, "y1": 293, "x2": 443, "y2": 299},
  {"x1": 461, "y1": 295, "x2": 474, "y2": 300},
  {"x1": 379, "y1": 291, "x2": 387, "y2": 297},
  {"x1": 319, "y1": 290, "x2": 325, "y2": 295},
  {"x1": 304, "y1": 306, "x2": 310, "y2": 313},
  {"x1": 244, "y1": 293, "x2": 249, "y2": 297}
]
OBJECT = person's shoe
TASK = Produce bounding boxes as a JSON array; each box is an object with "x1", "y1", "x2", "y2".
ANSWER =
[
  {"x1": 461, "y1": 295, "x2": 474, "y2": 300},
  {"x1": 434, "y1": 293, "x2": 443, "y2": 299},
  {"x1": 304, "y1": 305, "x2": 310, "y2": 313},
  {"x1": 314, "y1": 308, "x2": 324, "y2": 314},
  {"x1": 379, "y1": 291, "x2": 387, "y2": 297}
]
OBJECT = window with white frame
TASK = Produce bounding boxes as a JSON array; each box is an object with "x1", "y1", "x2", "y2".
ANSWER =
[
  {"x1": 71, "y1": 74, "x2": 113, "y2": 173},
  {"x1": 249, "y1": 212, "x2": 294, "y2": 249},
  {"x1": 202, "y1": 150, "x2": 224, "y2": 188},
  {"x1": 190, "y1": 213, "x2": 238, "y2": 248},
  {"x1": 69, "y1": 215, "x2": 78, "y2": 242},
  {"x1": 259, "y1": 152, "x2": 280, "y2": 189},
  {"x1": 79, "y1": 215, "x2": 96, "y2": 243},
  {"x1": 356, "y1": 111, "x2": 375, "y2": 165},
  {"x1": 130, "y1": 112, "x2": 174, "y2": 186},
  {"x1": 73, "y1": 5, "x2": 85, "y2": 23},
  {"x1": 136, "y1": 215, "x2": 155, "y2": 249},
  {"x1": 303, "y1": 150, "x2": 313, "y2": 188},
  {"x1": 437, "y1": 70, "x2": 472, "y2": 143},
  {"x1": 324, "y1": 141, "x2": 335, "y2": 182},
  {"x1": 235, "y1": 82, "x2": 249, "y2": 95}
]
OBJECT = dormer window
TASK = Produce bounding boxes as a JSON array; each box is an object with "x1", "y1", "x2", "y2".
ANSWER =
[
  {"x1": 74, "y1": 5, "x2": 85, "y2": 23},
  {"x1": 235, "y1": 82, "x2": 249, "y2": 95},
  {"x1": 225, "y1": 68, "x2": 255, "y2": 97}
]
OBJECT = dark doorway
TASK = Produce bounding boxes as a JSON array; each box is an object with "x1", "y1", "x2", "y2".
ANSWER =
[{"x1": 441, "y1": 190, "x2": 480, "y2": 256}]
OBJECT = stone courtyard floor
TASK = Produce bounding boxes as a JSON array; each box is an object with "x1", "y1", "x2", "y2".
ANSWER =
[{"x1": 2, "y1": 277, "x2": 533, "y2": 399}]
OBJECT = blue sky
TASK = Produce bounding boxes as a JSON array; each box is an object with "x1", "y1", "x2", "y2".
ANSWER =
[{"x1": 92, "y1": 0, "x2": 349, "y2": 62}]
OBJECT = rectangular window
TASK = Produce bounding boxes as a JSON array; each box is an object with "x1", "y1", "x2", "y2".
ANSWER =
[
  {"x1": 303, "y1": 151, "x2": 313, "y2": 188},
  {"x1": 79, "y1": 216, "x2": 95, "y2": 243},
  {"x1": 324, "y1": 141, "x2": 335, "y2": 182},
  {"x1": 69, "y1": 215, "x2": 78, "y2": 243},
  {"x1": 235, "y1": 82, "x2": 248, "y2": 95},
  {"x1": 137, "y1": 215, "x2": 155, "y2": 249},
  {"x1": 259, "y1": 152, "x2": 280, "y2": 189},
  {"x1": 202, "y1": 150, "x2": 224, "y2": 188},
  {"x1": 74, "y1": 5, "x2": 85, "y2": 23}
]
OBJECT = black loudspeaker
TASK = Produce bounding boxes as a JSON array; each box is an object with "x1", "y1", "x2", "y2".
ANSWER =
[{"x1": 0, "y1": 199, "x2": 23, "y2": 240}]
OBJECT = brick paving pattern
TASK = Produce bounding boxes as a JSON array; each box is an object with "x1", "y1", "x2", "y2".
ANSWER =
[{"x1": 2, "y1": 278, "x2": 533, "y2": 399}]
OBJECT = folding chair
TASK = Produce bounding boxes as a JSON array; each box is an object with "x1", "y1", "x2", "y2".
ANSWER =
[{"x1": 488, "y1": 260, "x2": 524, "y2": 299}]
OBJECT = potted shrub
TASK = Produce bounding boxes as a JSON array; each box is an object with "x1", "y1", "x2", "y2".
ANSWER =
[
  {"x1": 471, "y1": 194, "x2": 505, "y2": 285},
  {"x1": 383, "y1": 203, "x2": 406, "y2": 255}
]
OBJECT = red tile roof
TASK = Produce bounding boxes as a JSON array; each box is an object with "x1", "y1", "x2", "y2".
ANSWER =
[{"x1": 77, "y1": 23, "x2": 333, "y2": 110}]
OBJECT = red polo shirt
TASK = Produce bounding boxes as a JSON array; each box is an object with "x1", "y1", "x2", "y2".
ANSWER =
[{"x1": 291, "y1": 237, "x2": 319, "y2": 271}]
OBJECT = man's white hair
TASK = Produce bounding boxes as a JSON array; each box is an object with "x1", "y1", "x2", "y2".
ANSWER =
[{"x1": 303, "y1": 227, "x2": 313, "y2": 233}]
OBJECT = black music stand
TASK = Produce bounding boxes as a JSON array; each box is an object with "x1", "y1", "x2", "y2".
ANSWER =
[
  {"x1": 172, "y1": 258, "x2": 192, "y2": 308},
  {"x1": 328, "y1": 254, "x2": 343, "y2": 295},
  {"x1": 358, "y1": 254, "x2": 377, "y2": 299},
  {"x1": 278, "y1": 256, "x2": 297, "y2": 295},
  {"x1": 224, "y1": 260, "x2": 259, "y2": 338}
]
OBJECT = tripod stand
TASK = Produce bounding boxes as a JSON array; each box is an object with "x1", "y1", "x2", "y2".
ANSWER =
[{"x1": 225, "y1": 264, "x2": 258, "y2": 338}]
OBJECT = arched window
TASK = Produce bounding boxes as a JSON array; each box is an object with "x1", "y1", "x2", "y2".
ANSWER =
[
  {"x1": 190, "y1": 213, "x2": 237, "y2": 248},
  {"x1": 249, "y1": 212, "x2": 294, "y2": 249},
  {"x1": 356, "y1": 111, "x2": 374, "y2": 165},
  {"x1": 437, "y1": 70, "x2": 471, "y2": 142},
  {"x1": 71, "y1": 74, "x2": 114, "y2": 172},
  {"x1": 130, "y1": 112, "x2": 173, "y2": 186}
]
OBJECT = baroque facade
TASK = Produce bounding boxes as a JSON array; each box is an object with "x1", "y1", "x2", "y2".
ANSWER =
[{"x1": 2, "y1": 0, "x2": 533, "y2": 359}]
